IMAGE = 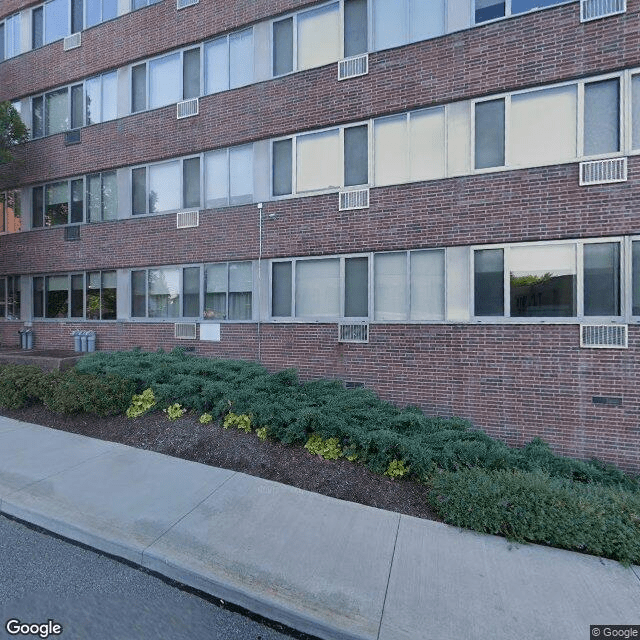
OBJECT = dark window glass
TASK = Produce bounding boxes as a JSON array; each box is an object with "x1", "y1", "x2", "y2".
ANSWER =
[
  {"x1": 132, "y1": 168, "x2": 147, "y2": 215},
  {"x1": 272, "y1": 262, "x2": 292, "y2": 317},
  {"x1": 32, "y1": 96, "x2": 44, "y2": 139},
  {"x1": 131, "y1": 270, "x2": 146, "y2": 317},
  {"x1": 511, "y1": 0, "x2": 564, "y2": 12},
  {"x1": 183, "y1": 267, "x2": 200, "y2": 317},
  {"x1": 70, "y1": 84, "x2": 83, "y2": 129},
  {"x1": 344, "y1": 0, "x2": 368, "y2": 57},
  {"x1": 45, "y1": 182, "x2": 69, "y2": 226},
  {"x1": 272, "y1": 139, "x2": 292, "y2": 196},
  {"x1": 475, "y1": 0, "x2": 505, "y2": 22},
  {"x1": 345, "y1": 257, "x2": 368, "y2": 317},
  {"x1": 71, "y1": 0, "x2": 83, "y2": 33},
  {"x1": 584, "y1": 79, "x2": 619, "y2": 156},
  {"x1": 273, "y1": 18, "x2": 293, "y2": 76},
  {"x1": 86, "y1": 0, "x2": 101, "y2": 27},
  {"x1": 474, "y1": 249, "x2": 504, "y2": 316},
  {"x1": 8, "y1": 276, "x2": 20, "y2": 319},
  {"x1": 101, "y1": 271, "x2": 117, "y2": 319},
  {"x1": 32, "y1": 186, "x2": 44, "y2": 228},
  {"x1": 183, "y1": 48, "x2": 200, "y2": 100},
  {"x1": 70, "y1": 179, "x2": 84, "y2": 223},
  {"x1": 32, "y1": 7, "x2": 44, "y2": 49},
  {"x1": 183, "y1": 157, "x2": 201, "y2": 208},
  {"x1": 475, "y1": 99, "x2": 505, "y2": 169},
  {"x1": 46, "y1": 276, "x2": 69, "y2": 318},
  {"x1": 103, "y1": 0, "x2": 117, "y2": 21},
  {"x1": 0, "y1": 24, "x2": 4, "y2": 62},
  {"x1": 584, "y1": 243, "x2": 620, "y2": 316},
  {"x1": 86, "y1": 271, "x2": 101, "y2": 319},
  {"x1": 131, "y1": 63, "x2": 147, "y2": 113},
  {"x1": 633, "y1": 242, "x2": 640, "y2": 316},
  {"x1": 33, "y1": 277, "x2": 44, "y2": 318},
  {"x1": 71, "y1": 274, "x2": 84, "y2": 317},
  {"x1": 344, "y1": 125, "x2": 368, "y2": 186}
]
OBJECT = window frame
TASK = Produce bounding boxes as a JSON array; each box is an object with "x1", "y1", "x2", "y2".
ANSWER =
[
  {"x1": 203, "y1": 27, "x2": 254, "y2": 96},
  {"x1": 32, "y1": 178, "x2": 86, "y2": 228},
  {"x1": 203, "y1": 261, "x2": 255, "y2": 322},
  {"x1": 473, "y1": 0, "x2": 574, "y2": 26},
  {"x1": 0, "y1": 276, "x2": 21, "y2": 320},
  {"x1": 31, "y1": 272, "x2": 87, "y2": 320}
]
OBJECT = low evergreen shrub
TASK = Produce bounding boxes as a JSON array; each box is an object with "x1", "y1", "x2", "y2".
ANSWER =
[
  {"x1": 0, "y1": 365, "x2": 45, "y2": 409},
  {"x1": 428, "y1": 468, "x2": 640, "y2": 565}
]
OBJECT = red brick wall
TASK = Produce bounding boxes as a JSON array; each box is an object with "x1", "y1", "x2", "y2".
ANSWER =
[{"x1": 1, "y1": 319, "x2": 637, "y2": 473}]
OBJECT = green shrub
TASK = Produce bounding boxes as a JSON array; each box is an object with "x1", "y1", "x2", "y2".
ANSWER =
[
  {"x1": 199, "y1": 413, "x2": 213, "y2": 424},
  {"x1": 0, "y1": 365, "x2": 46, "y2": 409},
  {"x1": 223, "y1": 412, "x2": 251, "y2": 432},
  {"x1": 126, "y1": 388, "x2": 156, "y2": 418},
  {"x1": 164, "y1": 403, "x2": 186, "y2": 420},
  {"x1": 385, "y1": 459, "x2": 410, "y2": 479},
  {"x1": 256, "y1": 427, "x2": 268, "y2": 441},
  {"x1": 304, "y1": 433, "x2": 343, "y2": 460},
  {"x1": 428, "y1": 468, "x2": 640, "y2": 565},
  {"x1": 40, "y1": 371, "x2": 135, "y2": 417}
]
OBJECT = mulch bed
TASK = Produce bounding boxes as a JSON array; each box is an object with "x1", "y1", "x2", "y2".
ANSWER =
[{"x1": 0, "y1": 405, "x2": 439, "y2": 522}]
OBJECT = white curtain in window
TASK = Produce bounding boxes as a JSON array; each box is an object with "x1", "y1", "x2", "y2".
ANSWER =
[
  {"x1": 373, "y1": 0, "x2": 406, "y2": 50},
  {"x1": 230, "y1": 29, "x2": 253, "y2": 88},
  {"x1": 410, "y1": 250, "x2": 445, "y2": 320},
  {"x1": 205, "y1": 38, "x2": 229, "y2": 94},
  {"x1": 296, "y1": 259, "x2": 340, "y2": 317},
  {"x1": 149, "y1": 161, "x2": 181, "y2": 212},
  {"x1": 46, "y1": 90, "x2": 69, "y2": 135},
  {"x1": 510, "y1": 85, "x2": 577, "y2": 167},
  {"x1": 510, "y1": 244, "x2": 576, "y2": 277},
  {"x1": 149, "y1": 53, "x2": 181, "y2": 109},
  {"x1": 229, "y1": 261, "x2": 252, "y2": 320},
  {"x1": 85, "y1": 77, "x2": 101, "y2": 124},
  {"x1": 297, "y1": 3, "x2": 340, "y2": 71},
  {"x1": 229, "y1": 145, "x2": 253, "y2": 203},
  {"x1": 296, "y1": 130, "x2": 340, "y2": 192},
  {"x1": 102, "y1": 72, "x2": 118, "y2": 122},
  {"x1": 374, "y1": 115, "x2": 409, "y2": 186},
  {"x1": 375, "y1": 252, "x2": 407, "y2": 320},
  {"x1": 410, "y1": 108, "x2": 445, "y2": 181},
  {"x1": 410, "y1": 0, "x2": 445, "y2": 42},
  {"x1": 204, "y1": 150, "x2": 229, "y2": 208}
]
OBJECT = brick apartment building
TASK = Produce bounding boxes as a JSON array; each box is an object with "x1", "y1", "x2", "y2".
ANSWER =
[{"x1": 0, "y1": 0, "x2": 639, "y2": 471}]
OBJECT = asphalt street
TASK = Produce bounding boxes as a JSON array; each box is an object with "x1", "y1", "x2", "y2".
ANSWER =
[{"x1": 0, "y1": 515, "x2": 315, "y2": 640}]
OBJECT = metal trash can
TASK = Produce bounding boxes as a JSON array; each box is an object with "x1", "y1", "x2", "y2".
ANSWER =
[
  {"x1": 87, "y1": 331, "x2": 96, "y2": 352},
  {"x1": 18, "y1": 329, "x2": 25, "y2": 349},
  {"x1": 72, "y1": 331, "x2": 82, "y2": 352},
  {"x1": 25, "y1": 329, "x2": 33, "y2": 350},
  {"x1": 80, "y1": 331, "x2": 88, "y2": 352}
]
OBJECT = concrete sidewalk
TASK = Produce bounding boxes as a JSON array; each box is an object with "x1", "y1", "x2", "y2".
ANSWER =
[{"x1": 0, "y1": 416, "x2": 638, "y2": 640}]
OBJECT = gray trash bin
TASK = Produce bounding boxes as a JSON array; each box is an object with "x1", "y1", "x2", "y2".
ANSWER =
[
  {"x1": 80, "y1": 332, "x2": 88, "y2": 352},
  {"x1": 18, "y1": 329, "x2": 25, "y2": 349},
  {"x1": 87, "y1": 331, "x2": 96, "y2": 352},
  {"x1": 25, "y1": 329, "x2": 33, "y2": 350},
  {"x1": 72, "y1": 331, "x2": 82, "y2": 352}
]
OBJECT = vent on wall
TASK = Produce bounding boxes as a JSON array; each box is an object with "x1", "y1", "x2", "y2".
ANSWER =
[
  {"x1": 63, "y1": 32, "x2": 81, "y2": 50},
  {"x1": 338, "y1": 54, "x2": 368, "y2": 80},
  {"x1": 579, "y1": 157, "x2": 627, "y2": 185},
  {"x1": 177, "y1": 97, "x2": 199, "y2": 119},
  {"x1": 580, "y1": 324, "x2": 628, "y2": 349},
  {"x1": 65, "y1": 129, "x2": 81, "y2": 145},
  {"x1": 339, "y1": 188, "x2": 369, "y2": 211},
  {"x1": 177, "y1": 0, "x2": 199, "y2": 8},
  {"x1": 338, "y1": 322, "x2": 369, "y2": 343},
  {"x1": 64, "y1": 226, "x2": 80, "y2": 241},
  {"x1": 580, "y1": 0, "x2": 625, "y2": 21},
  {"x1": 177, "y1": 210, "x2": 199, "y2": 228},
  {"x1": 175, "y1": 323, "x2": 197, "y2": 339}
]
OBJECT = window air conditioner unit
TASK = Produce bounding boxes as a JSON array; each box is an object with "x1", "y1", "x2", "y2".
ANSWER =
[
  {"x1": 580, "y1": 0, "x2": 625, "y2": 21},
  {"x1": 338, "y1": 322, "x2": 369, "y2": 343},
  {"x1": 580, "y1": 324, "x2": 628, "y2": 349},
  {"x1": 175, "y1": 323, "x2": 197, "y2": 339},
  {"x1": 339, "y1": 188, "x2": 369, "y2": 211},
  {"x1": 579, "y1": 157, "x2": 627, "y2": 185},
  {"x1": 177, "y1": 97, "x2": 199, "y2": 119},
  {"x1": 63, "y1": 32, "x2": 82, "y2": 51},
  {"x1": 64, "y1": 129, "x2": 81, "y2": 145},
  {"x1": 64, "y1": 226, "x2": 81, "y2": 241},
  {"x1": 177, "y1": 0, "x2": 199, "y2": 8},
  {"x1": 338, "y1": 54, "x2": 368, "y2": 80},
  {"x1": 176, "y1": 210, "x2": 199, "y2": 228}
]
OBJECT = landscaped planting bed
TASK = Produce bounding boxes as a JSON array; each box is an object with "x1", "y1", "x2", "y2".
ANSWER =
[{"x1": 0, "y1": 349, "x2": 638, "y2": 565}]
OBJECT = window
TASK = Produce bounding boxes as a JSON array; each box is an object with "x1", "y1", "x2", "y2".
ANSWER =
[
  {"x1": 0, "y1": 191, "x2": 22, "y2": 234},
  {"x1": 204, "y1": 262, "x2": 252, "y2": 320},
  {"x1": 87, "y1": 172, "x2": 117, "y2": 222},
  {"x1": 132, "y1": 0, "x2": 161, "y2": 9},
  {"x1": 71, "y1": 0, "x2": 83, "y2": 33},
  {"x1": 272, "y1": 4, "x2": 340, "y2": 77},
  {"x1": 85, "y1": 72, "x2": 117, "y2": 125},
  {"x1": 149, "y1": 53, "x2": 181, "y2": 109},
  {"x1": 204, "y1": 145, "x2": 253, "y2": 208},
  {"x1": 374, "y1": 250, "x2": 444, "y2": 320},
  {"x1": 632, "y1": 75, "x2": 640, "y2": 151},
  {"x1": 272, "y1": 124, "x2": 369, "y2": 196},
  {"x1": 85, "y1": 0, "x2": 117, "y2": 28},
  {"x1": 132, "y1": 157, "x2": 200, "y2": 215},
  {"x1": 0, "y1": 276, "x2": 21, "y2": 319},
  {"x1": 271, "y1": 256, "x2": 368, "y2": 319},
  {"x1": 183, "y1": 48, "x2": 200, "y2": 100},
  {"x1": 45, "y1": 89, "x2": 69, "y2": 136},
  {"x1": 86, "y1": 271, "x2": 117, "y2": 319},
  {"x1": 475, "y1": 0, "x2": 568, "y2": 23},
  {"x1": 474, "y1": 99, "x2": 505, "y2": 169},
  {"x1": 374, "y1": 108, "x2": 445, "y2": 186},
  {"x1": 474, "y1": 241, "x2": 623, "y2": 319},
  {"x1": 344, "y1": 0, "x2": 367, "y2": 57},
  {"x1": 2, "y1": 14, "x2": 21, "y2": 60},
  {"x1": 204, "y1": 29, "x2": 253, "y2": 94},
  {"x1": 131, "y1": 63, "x2": 147, "y2": 113},
  {"x1": 44, "y1": 0, "x2": 69, "y2": 44},
  {"x1": 373, "y1": 0, "x2": 444, "y2": 51},
  {"x1": 32, "y1": 7, "x2": 44, "y2": 49},
  {"x1": 32, "y1": 179, "x2": 84, "y2": 227},
  {"x1": 583, "y1": 78, "x2": 620, "y2": 156},
  {"x1": 632, "y1": 241, "x2": 640, "y2": 316}
]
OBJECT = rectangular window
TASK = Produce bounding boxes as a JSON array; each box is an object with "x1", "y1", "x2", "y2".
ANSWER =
[
  {"x1": 0, "y1": 23, "x2": 4, "y2": 62},
  {"x1": 374, "y1": 252, "x2": 407, "y2": 321},
  {"x1": 344, "y1": 125, "x2": 369, "y2": 187},
  {"x1": 45, "y1": 88, "x2": 69, "y2": 135},
  {"x1": 148, "y1": 268, "x2": 180, "y2": 318},
  {"x1": 71, "y1": 0, "x2": 83, "y2": 34},
  {"x1": 132, "y1": 167, "x2": 147, "y2": 215},
  {"x1": 509, "y1": 86, "x2": 577, "y2": 167},
  {"x1": 183, "y1": 158, "x2": 201, "y2": 209},
  {"x1": 71, "y1": 273, "x2": 84, "y2": 317},
  {"x1": 131, "y1": 63, "x2": 147, "y2": 113},
  {"x1": 70, "y1": 178, "x2": 84, "y2": 223},
  {"x1": 32, "y1": 7, "x2": 44, "y2": 49},
  {"x1": 344, "y1": 0, "x2": 367, "y2": 57},
  {"x1": 583, "y1": 243, "x2": 620, "y2": 317},
  {"x1": 509, "y1": 244, "x2": 576, "y2": 317},
  {"x1": 32, "y1": 186, "x2": 44, "y2": 228},
  {"x1": 272, "y1": 139, "x2": 293, "y2": 196},
  {"x1": 0, "y1": 191, "x2": 21, "y2": 234},
  {"x1": 7, "y1": 276, "x2": 20, "y2": 319},
  {"x1": 45, "y1": 0, "x2": 69, "y2": 44},
  {"x1": 0, "y1": 279, "x2": 6, "y2": 317},
  {"x1": 375, "y1": 115, "x2": 408, "y2": 186},
  {"x1": 409, "y1": 108, "x2": 446, "y2": 181},
  {"x1": 148, "y1": 161, "x2": 181, "y2": 213},
  {"x1": 229, "y1": 29, "x2": 253, "y2": 89},
  {"x1": 474, "y1": 248, "x2": 504, "y2": 316},
  {"x1": 131, "y1": 270, "x2": 146, "y2": 317},
  {"x1": 183, "y1": 267, "x2": 200, "y2": 317},
  {"x1": 584, "y1": 79, "x2": 619, "y2": 156},
  {"x1": 272, "y1": 262, "x2": 292, "y2": 317},
  {"x1": 86, "y1": 71, "x2": 118, "y2": 124},
  {"x1": 45, "y1": 182, "x2": 69, "y2": 226},
  {"x1": 273, "y1": 17, "x2": 293, "y2": 76},
  {"x1": 149, "y1": 53, "x2": 181, "y2": 109},
  {"x1": 204, "y1": 37, "x2": 228, "y2": 95},
  {"x1": 296, "y1": 259, "x2": 340, "y2": 317},
  {"x1": 475, "y1": 99, "x2": 505, "y2": 169},
  {"x1": 70, "y1": 84, "x2": 83, "y2": 129},
  {"x1": 204, "y1": 262, "x2": 252, "y2": 320},
  {"x1": 46, "y1": 275, "x2": 69, "y2": 318},
  {"x1": 32, "y1": 96, "x2": 44, "y2": 139},
  {"x1": 4, "y1": 14, "x2": 21, "y2": 58},
  {"x1": 410, "y1": 250, "x2": 445, "y2": 320},
  {"x1": 204, "y1": 149, "x2": 228, "y2": 208},
  {"x1": 87, "y1": 171, "x2": 118, "y2": 222},
  {"x1": 633, "y1": 241, "x2": 640, "y2": 317},
  {"x1": 475, "y1": 0, "x2": 505, "y2": 22},
  {"x1": 296, "y1": 129, "x2": 340, "y2": 192},
  {"x1": 33, "y1": 277, "x2": 44, "y2": 318},
  {"x1": 183, "y1": 48, "x2": 200, "y2": 100},
  {"x1": 373, "y1": 0, "x2": 406, "y2": 50},
  {"x1": 297, "y1": 3, "x2": 340, "y2": 71},
  {"x1": 229, "y1": 145, "x2": 253, "y2": 204},
  {"x1": 86, "y1": 0, "x2": 117, "y2": 28},
  {"x1": 86, "y1": 271, "x2": 117, "y2": 320},
  {"x1": 345, "y1": 257, "x2": 368, "y2": 317}
]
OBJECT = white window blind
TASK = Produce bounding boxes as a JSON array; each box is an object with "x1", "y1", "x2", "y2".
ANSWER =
[
  {"x1": 297, "y1": 130, "x2": 341, "y2": 192},
  {"x1": 296, "y1": 259, "x2": 340, "y2": 317},
  {"x1": 149, "y1": 53, "x2": 181, "y2": 109},
  {"x1": 205, "y1": 150, "x2": 228, "y2": 208},
  {"x1": 410, "y1": 250, "x2": 445, "y2": 320},
  {"x1": 375, "y1": 252, "x2": 407, "y2": 320},
  {"x1": 297, "y1": 3, "x2": 340, "y2": 70},
  {"x1": 375, "y1": 115, "x2": 409, "y2": 186},
  {"x1": 410, "y1": 108, "x2": 446, "y2": 181},
  {"x1": 149, "y1": 161, "x2": 181, "y2": 213}
]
